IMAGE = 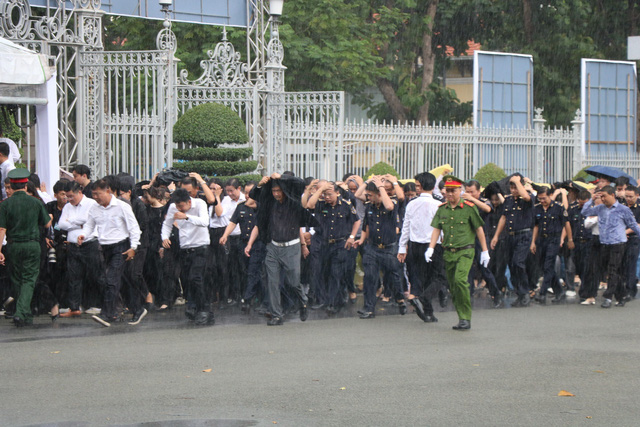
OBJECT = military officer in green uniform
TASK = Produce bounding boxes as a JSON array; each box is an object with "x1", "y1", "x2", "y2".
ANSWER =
[
  {"x1": 425, "y1": 175, "x2": 489, "y2": 330},
  {"x1": 0, "y1": 168, "x2": 52, "y2": 326}
]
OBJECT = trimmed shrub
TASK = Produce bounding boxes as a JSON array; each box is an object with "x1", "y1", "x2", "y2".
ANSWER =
[
  {"x1": 173, "y1": 147, "x2": 253, "y2": 162},
  {"x1": 173, "y1": 160, "x2": 258, "y2": 176},
  {"x1": 173, "y1": 103, "x2": 248, "y2": 147},
  {"x1": 210, "y1": 174, "x2": 262, "y2": 186},
  {"x1": 473, "y1": 163, "x2": 507, "y2": 187},
  {"x1": 365, "y1": 162, "x2": 400, "y2": 180}
]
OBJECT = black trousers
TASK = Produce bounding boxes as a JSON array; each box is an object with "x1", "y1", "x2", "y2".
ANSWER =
[
  {"x1": 580, "y1": 236, "x2": 601, "y2": 299},
  {"x1": 601, "y1": 243, "x2": 627, "y2": 302},
  {"x1": 573, "y1": 239, "x2": 592, "y2": 298},
  {"x1": 227, "y1": 235, "x2": 246, "y2": 301},
  {"x1": 623, "y1": 237, "x2": 640, "y2": 297},
  {"x1": 363, "y1": 244, "x2": 403, "y2": 312},
  {"x1": 180, "y1": 245, "x2": 210, "y2": 312},
  {"x1": 488, "y1": 238, "x2": 509, "y2": 292},
  {"x1": 308, "y1": 236, "x2": 327, "y2": 305},
  {"x1": 122, "y1": 246, "x2": 148, "y2": 314},
  {"x1": 66, "y1": 240, "x2": 106, "y2": 311},
  {"x1": 504, "y1": 232, "x2": 532, "y2": 296},
  {"x1": 537, "y1": 235, "x2": 562, "y2": 295},
  {"x1": 208, "y1": 227, "x2": 229, "y2": 302},
  {"x1": 468, "y1": 240, "x2": 501, "y2": 297},
  {"x1": 243, "y1": 239, "x2": 266, "y2": 302},
  {"x1": 323, "y1": 242, "x2": 349, "y2": 308},
  {"x1": 100, "y1": 240, "x2": 130, "y2": 319},
  {"x1": 406, "y1": 242, "x2": 445, "y2": 316}
]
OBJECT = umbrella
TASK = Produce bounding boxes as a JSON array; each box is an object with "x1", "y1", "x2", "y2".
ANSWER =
[{"x1": 585, "y1": 166, "x2": 637, "y2": 186}]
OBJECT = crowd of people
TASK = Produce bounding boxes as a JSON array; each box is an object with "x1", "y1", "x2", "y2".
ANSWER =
[{"x1": 1, "y1": 137, "x2": 639, "y2": 330}]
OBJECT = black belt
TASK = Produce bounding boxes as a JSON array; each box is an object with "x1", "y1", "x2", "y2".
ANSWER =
[
  {"x1": 101, "y1": 239, "x2": 129, "y2": 250},
  {"x1": 181, "y1": 245, "x2": 208, "y2": 254},
  {"x1": 327, "y1": 237, "x2": 347, "y2": 244},
  {"x1": 373, "y1": 242, "x2": 397, "y2": 249},
  {"x1": 508, "y1": 228, "x2": 531, "y2": 236},
  {"x1": 6, "y1": 239, "x2": 38, "y2": 244},
  {"x1": 541, "y1": 233, "x2": 560, "y2": 238},
  {"x1": 444, "y1": 244, "x2": 474, "y2": 253},
  {"x1": 577, "y1": 238, "x2": 591, "y2": 243}
]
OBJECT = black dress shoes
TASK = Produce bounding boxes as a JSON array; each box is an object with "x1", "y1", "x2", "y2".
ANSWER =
[
  {"x1": 439, "y1": 292, "x2": 449, "y2": 308},
  {"x1": 409, "y1": 298, "x2": 426, "y2": 321},
  {"x1": 601, "y1": 299, "x2": 612, "y2": 308},
  {"x1": 359, "y1": 311, "x2": 375, "y2": 319},
  {"x1": 534, "y1": 294, "x2": 546, "y2": 304},
  {"x1": 12, "y1": 316, "x2": 25, "y2": 327},
  {"x1": 493, "y1": 292, "x2": 504, "y2": 308},
  {"x1": 299, "y1": 305, "x2": 308, "y2": 321},
  {"x1": 520, "y1": 294, "x2": 531, "y2": 307},
  {"x1": 185, "y1": 307, "x2": 196, "y2": 320},
  {"x1": 452, "y1": 319, "x2": 471, "y2": 330},
  {"x1": 194, "y1": 311, "x2": 215, "y2": 326},
  {"x1": 551, "y1": 291, "x2": 566, "y2": 304},
  {"x1": 267, "y1": 316, "x2": 283, "y2": 326},
  {"x1": 398, "y1": 302, "x2": 407, "y2": 315},
  {"x1": 423, "y1": 315, "x2": 438, "y2": 323}
]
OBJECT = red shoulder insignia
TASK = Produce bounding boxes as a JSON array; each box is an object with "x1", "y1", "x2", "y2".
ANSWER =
[{"x1": 464, "y1": 201, "x2": 475, "y2": 207}]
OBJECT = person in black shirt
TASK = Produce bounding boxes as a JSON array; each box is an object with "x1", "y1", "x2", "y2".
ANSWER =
[
  {"x1": 623, "y1": 185, "x2": 640, "y2": 299},
  {"x1": 491, "y1": 175, "x2": 535, "y2": 307},
  {"x1": 306, "y1": 181, "x2": 360, "y2": 314},
  {"x1": 569, "y1": 190, "x2": 594, "y2": 303},
  {"x1": 530, "y1": 187, "x2": 574, "y2": 304},
  {"x1": 45, "y1": 180, "x2": 69, "y2": 307},
  {"x1": 246, "y1": 173, "x2": 313, "y2": 326},
  {"x1": 72, "y1": 164, "x2": 94, "y2": 199},
  {"x1": 356, "y1": 178, "x2": 407, "y2": 319}
]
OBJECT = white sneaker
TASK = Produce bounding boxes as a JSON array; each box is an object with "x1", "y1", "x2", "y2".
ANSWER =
[
  {"x1": 566, "y1": 290, "x2": 576, "y2": 297},
  {"x1": 85, "y1": 307, "x2": 101, "y2": 315},
  {"x1": 174, "y1": 297, "x2": 186, "y2": 306},
  {"x1": 548, "y1": 288, "x2": 554, "y2": 294},
  {"x1": 128, "y1": 308, "x2": 148, "y2": 325},
  {"x1": 0, "y1": 309, "x2": 5, "y2": 316}
]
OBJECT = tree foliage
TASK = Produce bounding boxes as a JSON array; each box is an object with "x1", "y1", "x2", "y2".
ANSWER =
[{"x1": 474, "y1": 162, "x2": 507, "y2": 188}]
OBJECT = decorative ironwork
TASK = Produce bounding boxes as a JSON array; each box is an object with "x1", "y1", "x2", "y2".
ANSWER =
[
  {"x1": 0, "y1": 0, "x2": 32, "y2": 40},
  {"x1": 178, "y1": 27, "x2": 250, "y2": 88},
  {"x1": 156, "y1": 18, "x2": 177, "y2": 53}
]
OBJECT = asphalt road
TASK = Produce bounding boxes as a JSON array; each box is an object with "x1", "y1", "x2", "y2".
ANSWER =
[{"x1": 2, "y1": 295, "x2": 639, "y2": 427}]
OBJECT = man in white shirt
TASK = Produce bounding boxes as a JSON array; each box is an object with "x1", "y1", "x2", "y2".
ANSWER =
[
  {"x1": 162, "y1": 188, "x2": 213, "y2": 325},
  {"x1": 397, "y1": 172, "x2": 444, "y2": 323},
  {"x1": 57, "y1": 182, "x2": 101, "y2": 317},
  {"x1": 218, "y1": 179, "x2": 246, "y2": 304},
  {"x1": 0, "y1": 136, "x2": 21, "y2": 164},
  {"x1": 78, "y1": 179, "x2": 141, "y2": 327},
  {"x1": 0, "y1": 142, "x2": 15, "y2": 200}
]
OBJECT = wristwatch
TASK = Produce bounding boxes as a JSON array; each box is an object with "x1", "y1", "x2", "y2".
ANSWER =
[{"x1": 349, "y1": 234, "x2": 355, "y2": 239}]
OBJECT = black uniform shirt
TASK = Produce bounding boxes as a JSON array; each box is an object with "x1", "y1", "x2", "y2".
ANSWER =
[
  {"x1": 362, "y1": 199, "x2": 399, "y2": 246},
  {"x1": 534, "y1": 201, "x2": 568, "y2": 237},
  {"x1": 625, "y1": 202, "x2": 640, "y2": 238},
  {"x1": 270, "y1": 200, "x2": 302, "y2": 243},
  {"x1": 568, "y1": 203, "x2": 591, "y2": 241},
  {"x1": 230, "y1": 201, "x2": 257, "y2": 241},
  {"x1": 502, "y1": 193, "x2": 535, "y2": 232},
  {"x1": 46, "y1": 200, "x2": 66, "y2": 243},
  {"x1": 314, "y1": 197, "x2": 358, "y2": 241}
]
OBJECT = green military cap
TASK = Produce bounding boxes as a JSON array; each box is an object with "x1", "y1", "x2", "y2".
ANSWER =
[
  {"x1": 7, "y1": 168, "x2": 31, "y2": 183},
  {"x1": 443, "y1": 175, "x2": 463, "y2": 189}
]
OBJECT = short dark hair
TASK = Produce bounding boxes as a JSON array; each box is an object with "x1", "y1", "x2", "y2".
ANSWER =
[
  {"x1": 10, "y1": 181, "x2": 26, "y2": 190},
  {"x1": 72, "y1": 164, "x2": 91, "y2": 179},
  {"x1": 403, "y1": 182, "x2": 416, "y2": 193},
  {"x1": 282, "y1": 171, "x2": 295, "y2": 177},
  {"x1": 342, "y1": 172, "x2": 356, "y2": 182},
  {"x1": 64, "y1": 181, "x2": 82, "y2": 193},
  {"x1": 626, "y1": 185, "x2": 639, "y2": 195},
  {"x1": 365, "y1": 181, "x2": 380, "y2": 193},
  {"x1": 181, "y1": 176, "x2": 199, "y2": 188},
  {"x1": 615, "y1": 176, "x2": 629, "y2": 187},
  {"x1": 225, "y1": 178, "x2": 241, "y2": 189},
  {"x1": 577, "y1": 190, "x2": 591, "y2": 201},
  {"x1": 464, "y1": 179, "x2": 481, "y2": 191},
  {"x1": 171, "y1": 188, "x2": 191, "y2": 204},
  {"x1": 244, "y1": 180, "x2": 257, "y2": 189},
  {"x1": 537, "y1": 187, "x2": 552, "y2": 197},
  {"x1": 600, "y1": 186, "x2": 615, "y2": 196},
  {"x1": 0, "y1": 142, "x2": 10, "y2": 158},
  {"x1": 93, "y1": 178, "x2": 111, "y2": 191},
  {"x1": 415, "y1": 172, "x2": 436, "y2": 191},
  {"x1": 53, "y1": 180, "x2": 69, "y2": 194},
  {"x1": 117, "y1": 174, "x2": 135, "y2": 194}
]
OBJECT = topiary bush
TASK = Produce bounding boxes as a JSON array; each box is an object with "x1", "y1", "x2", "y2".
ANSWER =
[
  {"x1": 365, "y1": 162, "x2": 400, "y2": 180},
  {"x1": 172, "y1": 103, "x2": 255, "y2": 180},
  {"x1": 173, "y1": 103, "x2": 248, "y2": 147},
  {"x1": 473, "y1": 163, "x2": 507, "y2": 187}
]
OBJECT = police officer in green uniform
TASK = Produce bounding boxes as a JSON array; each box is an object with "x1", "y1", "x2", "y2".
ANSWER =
[
  {"x1": 0, "y1": 169, "x2": 52, "y2": 326},
  {"x1": 425, "y1": 175, "x2": 489, "y2": 330}
]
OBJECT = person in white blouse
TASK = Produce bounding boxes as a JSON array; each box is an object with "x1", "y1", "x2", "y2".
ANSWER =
[
  {"x1": 78, "y1": 179, "x2": 141, "y2": 327},
  {"x1": 0, "y1": 142, "x2": 15, "y2": 200},
  {"x1": 161, "y1": 188, "x2": 213, "y2": 326},
  {"x1": 397, "y1": 172, "x2": 444, "y2": 323},
  {"x1": 57, "y1": 182, "x2": 100, "y2": 318},
  {"x1": 217, "y1": 179, "x2": 246, "y2": 304}
]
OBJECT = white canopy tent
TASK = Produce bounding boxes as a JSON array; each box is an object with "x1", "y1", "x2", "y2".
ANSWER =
[{"x1": 0, "y1": 37, "x2": 58, "y2": 195}]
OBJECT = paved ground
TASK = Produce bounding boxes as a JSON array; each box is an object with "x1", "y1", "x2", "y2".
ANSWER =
[{"x1": 2, "y1": 294, "x2": 639, "y2": 427}]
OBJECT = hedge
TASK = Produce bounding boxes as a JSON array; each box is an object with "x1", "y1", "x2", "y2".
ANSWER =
[
  {"x1": 473, "y1": 163, "x2": 507, "y2": 187},
  {"x1": 172, "y1": 160, "x2": 258, "y2": 176},
  {"x1": 173, "y1": 103, "x2": 249, "y2": 147},
  {"x1": 173, "y1": 147, "x2": 253, "y2": 162},
  {"x1": 365, "y1": 162, "x2": 400, "y2": 180},
  {"x1": 207, "y1": 174, "x2": 262, "y2": 186}
]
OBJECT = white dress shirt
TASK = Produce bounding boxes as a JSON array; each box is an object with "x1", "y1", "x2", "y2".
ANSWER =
[
  {"x1": 0, "y1": 158, "x2": 15, "y2": 200},
  {"x1": 398, "y1": 192, "x2": 442, "y2": 254},
  {"x1": 82, "y1": 195, "x2": 141, "y2": 249},
  {"x1": 57, "y1": 195, "x2": 99, "y2": 244},
  {"x1": 209, "y1": 194, "x2": 245, "y2": 235},
  {"x1": 162, "y1": 197, "x2": 210, "y2": 249},
  {"x1": 0, "y1": 138, "x2": 21, "y2": 164}
]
